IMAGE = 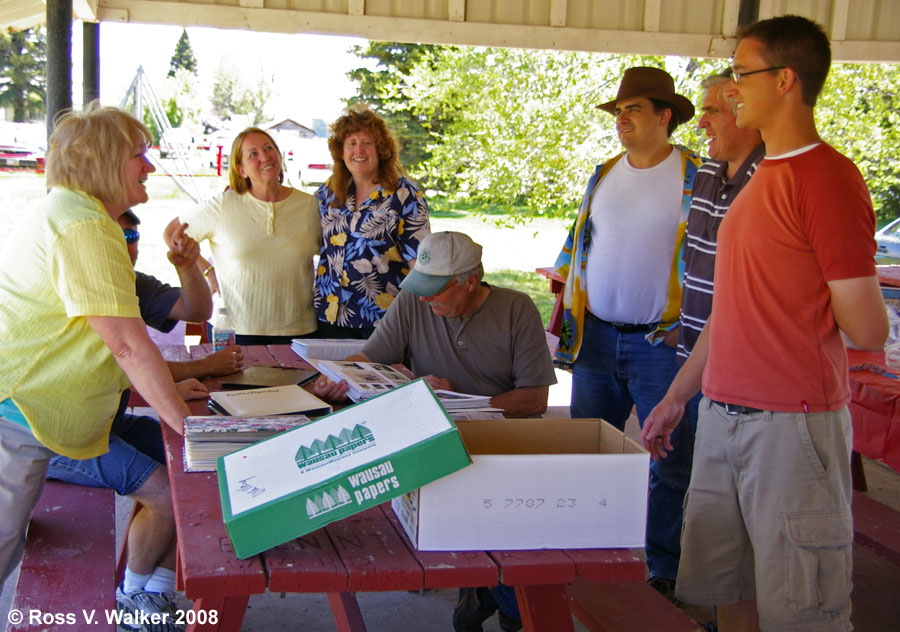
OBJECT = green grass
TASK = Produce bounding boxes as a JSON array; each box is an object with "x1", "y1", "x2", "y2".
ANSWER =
[
  {"x1": 428, "y1": 195, "x2": 533, "y2": 218},
  {"x1": 483, "y1": 269, "x2": 556, "y2": 327}
]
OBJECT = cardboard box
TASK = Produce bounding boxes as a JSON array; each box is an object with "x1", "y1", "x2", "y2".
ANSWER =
[
  {"x1": 392, "y1": 418, "x2": 649, "y2": 551},
  {"x1": 218, "y1": 379, "x2": 471, "y2": 558}
]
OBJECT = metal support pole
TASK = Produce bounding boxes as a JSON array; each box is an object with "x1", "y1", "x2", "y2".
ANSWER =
[
  {"x1": 46, "y1": 0, "x2": 73, "y2": 141},
  {"x1": 83, "y1": 22, "x2": 100, "y2": 106},
  {"x1": 738, "y1": 0, "x2": 759, "y2": 28}
]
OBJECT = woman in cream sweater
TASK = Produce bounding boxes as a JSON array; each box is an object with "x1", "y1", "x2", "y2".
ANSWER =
[{"x1": 167, "y1": 127, "x2": 321, "y2": 344}]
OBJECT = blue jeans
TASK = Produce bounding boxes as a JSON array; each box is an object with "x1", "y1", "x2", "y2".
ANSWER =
[
  {"x1": 46, "y1": 411, "x2": 164, "y2": 497},
  {"x1": 492, "y1": 583, "x2": 519, "y2": 620},
  {"x1": 571, "y1": 315, "x2": 694, "y2": 580}
]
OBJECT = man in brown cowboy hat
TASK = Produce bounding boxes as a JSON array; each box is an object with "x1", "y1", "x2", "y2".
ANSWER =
[{"x1": 554, "y1": 66, "x2": 700, "y2": 599}]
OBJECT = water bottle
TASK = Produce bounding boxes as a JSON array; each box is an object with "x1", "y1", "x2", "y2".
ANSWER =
[{"x1": 211, "y1": 306, "x2": 235, "y2": 351}]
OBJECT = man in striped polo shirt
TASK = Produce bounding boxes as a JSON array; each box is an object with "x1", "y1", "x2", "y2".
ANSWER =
[{"x1": 678, "y1": 71, "x2": 763, "y2": 434}]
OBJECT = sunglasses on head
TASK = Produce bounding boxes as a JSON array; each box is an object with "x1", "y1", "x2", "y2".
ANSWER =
[{"x1": 123, "y1": 228, "x2": 140, "y2": 244}]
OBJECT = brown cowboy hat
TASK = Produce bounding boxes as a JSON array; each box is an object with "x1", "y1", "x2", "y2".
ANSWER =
[{"x1": 597, "y1": 67, "x2": 695, "y2": 125}]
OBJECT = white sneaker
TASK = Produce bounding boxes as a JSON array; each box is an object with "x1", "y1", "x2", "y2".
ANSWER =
[{"x1": 115, "y1": 584, "x2": 184, "y2": 632}]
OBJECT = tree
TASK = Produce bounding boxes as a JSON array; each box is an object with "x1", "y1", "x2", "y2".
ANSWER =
[
  {"x1": 0, "y1": 27, "x2": 46, "y2": 122},
  {"x1": 403, "y1": 48, "x2": 706, "y2": 214},
  {"x1": 166, "y1": 67, "x2": 204, "y2": 128},
  {"x1": 143, "y1": 96, "x2": 184, "y2": 145},
  {"x1": 208, "y1": 60, "x2": 273, "y2": 126},
  {"x1": 374, "y1": 44, "x2": 899, "y2": 221},
  {"x1": 240, "y1": 70, "x2": 273, "y2": 126},
  {"x1": 816, "y1": 63, "x2": 900, "y2": 222},
  {"x1": 347, "y1": 42, "x2": 455, "y2": 183},
  {"x1": 209, "y1": 62, "x2": 245, "y2": 121},
  {"x1": 168, "y1": 29, "x2": 198, "y2": 78}
]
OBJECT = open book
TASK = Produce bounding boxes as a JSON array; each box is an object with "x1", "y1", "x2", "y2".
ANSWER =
[
  {"x1": 208, "y1": 384, "x2": 332, "y2": 417},
  {"x1": 183, "y1": 415, "x2": 313, "y2": 472},
  {"x1": 314, "y1": 360, "x2": 410, "y2": 402},
  {"x1": 314, "y1": 361, "x2": 505, "y2": 416},
  {"x1": 291, "y1": 338, "x2": 367, "y2": 361}
]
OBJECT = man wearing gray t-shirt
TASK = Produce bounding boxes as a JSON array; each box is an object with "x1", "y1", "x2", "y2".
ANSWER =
[
  {"x1": 313, "y1": 231, "x2": 556, "y2": 631},
  {"x1": 316, "y1": 230, "x2": 556, "y2": 417}
]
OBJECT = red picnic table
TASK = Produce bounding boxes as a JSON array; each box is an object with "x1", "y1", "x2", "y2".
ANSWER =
[
  {"x1": 161, "y1": 344, "x2": 644, "y2": 632},
  {"x1": 847, "y1": 348, "x2": 900, "y2": 475},
  {"x1": 535, "y1": 266, "x2": 566, "y2": 337},
  {"x1": 844, "y1": 265, "x2": 900, "y2": 477}
]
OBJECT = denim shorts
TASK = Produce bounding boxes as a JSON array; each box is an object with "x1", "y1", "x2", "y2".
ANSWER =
[
  {"x1": 46, "y1": 412, "x2": 165, "y2": 497},
  {"x1": 676, "y1": 398, "x2": 853, "y2": 631}
]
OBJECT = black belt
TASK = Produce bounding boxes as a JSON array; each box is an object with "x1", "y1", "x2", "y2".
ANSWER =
[
  {"x1": 709, "y1": 399, "x2": 764, "y2": 415},
  {"x1": 587, "y1": 311, "x2": 658, "y2": 334}
]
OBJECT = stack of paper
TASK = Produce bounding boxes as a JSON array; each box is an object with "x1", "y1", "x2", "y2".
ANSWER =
[
  {"x1": 183, "y1": 415, "x2": 313, "y2": 472},
  {"x1": 291, "y1": 338, "x2": 367, "y2": 361},
  {"x1": 433, "y1": 390, "x2": 505, "y2": 419},
  {"x1": 208, "y1": 384, "x2": 332, "y2": 417}
]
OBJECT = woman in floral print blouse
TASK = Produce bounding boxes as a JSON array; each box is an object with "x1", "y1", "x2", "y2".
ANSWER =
[{"x1": 314, "y1": 105, "x2": 431, "y2": 338}]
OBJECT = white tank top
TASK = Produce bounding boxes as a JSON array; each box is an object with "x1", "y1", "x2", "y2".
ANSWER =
[{"x1": 585, "y1": 149, "x2": 683, "y2": 324}]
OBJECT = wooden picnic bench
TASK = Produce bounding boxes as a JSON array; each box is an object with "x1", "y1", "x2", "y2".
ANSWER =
[
  {"x1": 852, "y1": 490, "x2": 900, "y2": 567},
  {"x1": 6, "y1": 480, "x2": 117, "y2": 632},
  {"x1": 567, "y1": 577, "x2": 703, "y2": 632}
]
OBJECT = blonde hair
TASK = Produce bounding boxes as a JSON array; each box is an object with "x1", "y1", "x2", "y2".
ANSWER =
[
  {"x1": 327, "y1": 104, "x2": 404, "y2": 208},
  {"x1": 228, "y1": 127, "x2": 284, "y2": 193},
  {"x1": 46, "y1": 101, "x2": 152, "y2": 207}
]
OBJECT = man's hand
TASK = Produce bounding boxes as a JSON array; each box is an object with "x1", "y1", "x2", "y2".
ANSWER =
[
  {"x1": 641, "y1": 397, "x2": 686, "y2": 461},
  {"x1": 165, "y1": 221, "x2": 201, "y2": 269},
  {"x1": 390, "y1": 364, "x2": 414, "y2": 379},
  {"x1": 176, "y1": 378, "x2": 208, "y2": 401},
  {"x1": 310, "y1": 376, "x2": 350, "y2": 402},
  {"x1": 420, "y1": 374, "x2": 452, "y2": 391},
  {"x1": 202, "y1": 346, "x2": 243, "y2": 377},
  {"x1": 388, "y1": 364, "x2": 452, "y2": 391},
  {"x1": 656, "y1": 325, "x2": 680, "y2": 349}
]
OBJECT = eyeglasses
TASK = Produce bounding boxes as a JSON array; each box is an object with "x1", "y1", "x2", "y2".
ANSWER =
[
  {"x1": 123, "y1": 228, "x2": 140, "y2": 244},
  {"x1": 728, "y1": 66, "x2": 785, "y2": 83},
  {"x1": 428, "y1": 278, "x2": 457, "y2": 298}
]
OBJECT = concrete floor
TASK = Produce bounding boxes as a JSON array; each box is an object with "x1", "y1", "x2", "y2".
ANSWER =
[{"x1": 3, "y1": 395, "x2": 899, "y2": 630}]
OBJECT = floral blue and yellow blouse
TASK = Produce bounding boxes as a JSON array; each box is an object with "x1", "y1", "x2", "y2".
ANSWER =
[{"x1": 314, "y1": 176, "x2": 431, "y2": 328}]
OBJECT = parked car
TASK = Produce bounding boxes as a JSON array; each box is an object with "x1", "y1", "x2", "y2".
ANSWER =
[
  {"x1": 281, "y1": 136, "x2": 333, "y2": 187},
  {"x1": 0, "y1": 142, "x2": 45, "y2": 172},
  {"x1": 876, "y1": 217, "x2": 900, "y2": 263}
]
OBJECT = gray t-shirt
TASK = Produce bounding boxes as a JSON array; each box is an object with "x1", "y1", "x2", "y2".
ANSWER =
[{"x1": 362, "y1": 284, "x2": 557, "y2": 397}]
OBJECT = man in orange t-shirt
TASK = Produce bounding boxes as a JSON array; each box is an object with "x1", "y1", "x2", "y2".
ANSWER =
[{"x1": 641, "y1": 15, "x2": 888, "y2": 632}]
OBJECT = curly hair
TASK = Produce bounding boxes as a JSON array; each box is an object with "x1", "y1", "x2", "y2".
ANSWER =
[
  {"x1": 228, "y1": 127, "x2": 285, "y2": 193},
  {"x1": 326, "y1": 104, "x2": 404, "y2": 208},
  {"x1": 46, "y1": 101, "x2": 152, "y2": 208}
]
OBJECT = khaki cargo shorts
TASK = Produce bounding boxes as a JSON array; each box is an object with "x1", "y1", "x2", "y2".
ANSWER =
[{"x1": 675, "y1": 398, "x2": 853, "y2": 631}]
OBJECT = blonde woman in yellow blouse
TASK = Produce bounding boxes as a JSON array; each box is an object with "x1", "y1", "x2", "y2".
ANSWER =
[
  {"x1": 167, "y1": 127, "x2": 321, "y2": 345},
  {"x1": 0, "y1": 103, "x2": 191, "y2": 583}
]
